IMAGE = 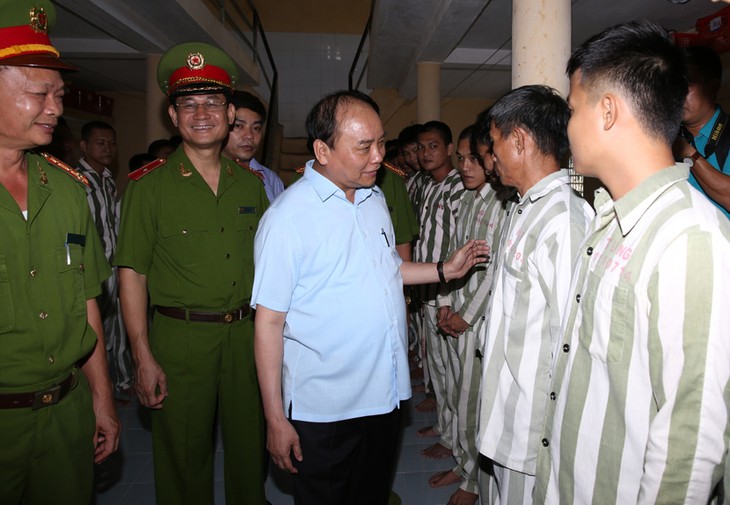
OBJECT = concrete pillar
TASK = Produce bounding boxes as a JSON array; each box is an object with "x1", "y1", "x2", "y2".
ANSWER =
[
  {"x1": 417, "y1": 61, "x2": 441, "y2": 122},
  {"x1": 512, "y1": 0, "x2": 571, "y2": 96},
  {"x1": 146, "y1": 54, "x2": 172, "y2": 145}
]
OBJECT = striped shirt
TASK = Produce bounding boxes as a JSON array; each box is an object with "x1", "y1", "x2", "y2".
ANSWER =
[
  {"x1": 437, "y1": 183, "x2": 505, "y2": 325},
  {"x1": 77, "y1": 158, "x2": 119, "y2": 262},
  {"x1": 413, "y1": 169, "x2": 466, "y2": 301},
  {"x1": 534, "y1": 164, "x2": 730, "y2": 505},
  {"x1": 478, "y1": 170, "x2": 592, "y2": 475}
]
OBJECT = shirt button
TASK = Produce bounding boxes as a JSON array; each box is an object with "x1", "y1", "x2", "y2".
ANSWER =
[
  {"x1": 542, "y1": 438, "x2": 550, "y2": 447},
  {"x1": 48, "y1": 355, "x2": 55, "y2": 364},
  {"x1": 30, "y1": 268, "x2": 37, "y2": 277},
  {"x1": 182, "y1": 229, "x2": 188, "y2": 235},
  {"x1": 231, "y1": 281, "x2": 237, "y2": 287},
  {"x1": 488, "y1": 290, "x2": 492, "y2": 296},
  {"x1": 225, "y1": 253, "x2": 231, "y2": 259},
  {"x1": 220, "y1": 227, "x2": 225, "y2": 232},
  {"x1": 518, "y1": 209, "x2": 523, "y2": 214},
  {"x1": 550, "y1": 392, "x2": 556, "y2": 400},
  {"x1": 576, "y1": 294, "x2": 581, "y2": 303},
  {"x1": 39, "y1": 311, "x2": 48, "y2": 319},
  {"x1": 587, "y1": 247, "x2": 593, "y2": 256},
  {"x1": 563, "y1": 343, "x2": 570, "y2": 353}
]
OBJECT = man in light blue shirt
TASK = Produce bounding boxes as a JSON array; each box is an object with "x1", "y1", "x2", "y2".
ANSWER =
[
  {"x1": 251, "y1": 90, "x2": 488, "y2": 505},
  {"x1": 223, "y1": 90, "x2": 285, "y2": 203}
]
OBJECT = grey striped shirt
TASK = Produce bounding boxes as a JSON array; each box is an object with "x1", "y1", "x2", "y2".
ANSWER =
[
  {"x1": 437, "y1": 182, "x2": 506, "y2": 325},
  {"x1": 77, "y1": 159, "x2": 119, "y2": 263},
  {"x1": 478, "y1": 170, "x2": 592, "y2": 475},
  {"x1": 414, "y1": 168, "x2": 466, "y2": 302},
  {"x1": 534, "y1": 164, "x2": 730, "y2": 504}
]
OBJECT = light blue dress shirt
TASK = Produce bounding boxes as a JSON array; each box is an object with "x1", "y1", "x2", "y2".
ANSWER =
[
  {"x1": 249, "y1": 157, "x2": 285, "y2": 203},
  {"x1": 251, "y1": 160, "x2": 412, "y2": 423}
]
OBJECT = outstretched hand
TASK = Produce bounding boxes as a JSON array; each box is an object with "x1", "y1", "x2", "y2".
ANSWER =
[{"x1": 444, "y1": 240, "x2": 490, "y2": 281}]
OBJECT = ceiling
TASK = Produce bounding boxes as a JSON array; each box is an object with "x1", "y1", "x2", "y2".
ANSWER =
[{"x1": 50, "y1": 0, "x2": 728, "y2": 101}]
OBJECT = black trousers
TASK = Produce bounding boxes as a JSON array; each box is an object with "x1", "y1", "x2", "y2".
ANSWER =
[{"x1": 290, "y1": 407, "x2": 402, "y2": 505}]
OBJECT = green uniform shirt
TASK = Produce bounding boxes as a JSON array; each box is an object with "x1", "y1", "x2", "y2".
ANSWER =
[
  {"x1": 0, "y1": 152, "x2": 110, "y2": 389},
  {"x1": 376, "y1": 167, "x2": 419, "y2": 246},
  {"x1": 114, "y1": 148, "x2": 267, "y2": 310}
]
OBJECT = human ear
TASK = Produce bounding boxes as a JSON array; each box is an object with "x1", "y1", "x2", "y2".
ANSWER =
[
  {"x1": 601, "y1": 94, "x2": 617, "y2": 131},
  {"x1": 168, "y1": 105, "x2": 179, "y2": 128},
  {"x1": 313, "y1": 139, "x2": 330, "y2": 165},
  {"x1": 512, "y1": 128, "x2": 526, "y2": 155},
  {"x1": 226, "y1": 103, "x2": 235, "y2": 126}
]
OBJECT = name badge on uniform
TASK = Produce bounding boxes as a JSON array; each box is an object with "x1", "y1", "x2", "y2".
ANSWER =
[
  {"x1": 238, "y1": 206, "x2": 256, "y2": 215},
  {"x1": 65, "y1": 233, "x2": 86, "y2": 265}
]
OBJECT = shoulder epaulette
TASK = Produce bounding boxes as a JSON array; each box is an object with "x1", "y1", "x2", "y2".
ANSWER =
[
  {"x1": 128, "y1": 158, "x2": 166, "y2": 181},
  {"x1": 295, "y1": 164, "x2": 305, "y2": 175},
  {"x1": 382, "y1": 161, "x2": 407, "y2": 179},
  {"x1": 234, "y1": 159, "x2": 265, "y2": 182},
  {"x1": 40, "y1": 152, "x2": 89, "y2": 186}
]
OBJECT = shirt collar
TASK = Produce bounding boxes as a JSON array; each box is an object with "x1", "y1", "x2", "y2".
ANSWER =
[
  {"x1": 697, "y1": 106, "x2": 721, "y2": 142},
  {"x1": 520, "y1": 169, "x2": 569, "y2": 205},
  {"x1": 78, "y1": 158, "x2": 112, "y2": 178},
  {"x1": 248, "y1": 157, "x2": 264, "y2": 172},
  {"x1": 595, "y1": 163, "x2": 689, "y2": 236},
  {"x1": 303, "y1": 159, "x2": 375, "y2": 204}
]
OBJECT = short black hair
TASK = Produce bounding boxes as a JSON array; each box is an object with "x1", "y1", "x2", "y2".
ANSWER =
[
  {"x1": 232, "y1": 90, "x2": 267, "y2": 122},
  {"x1": 397, "y1": 124, "x2": 423, "y2": 146},
  {"x1": 685, "y1": 45, "x2": 722, "y2": 86},
  {"x1": 567, "y1": 20, "x2": 687, "y2": 144},
  {"x1": 81, "y1": 121, "x2": 115, "y2": 142},
  {"x1": 305, "y1": 90, "x2": 380, "y2": 154},
  {"x1": 128, "y1": 152, "x2": 155, "y2": 172},
  {"x1": 147, "y1": 138, "x2": 174, "y2": 157},
  {"x1": 488, "y1": 85, "x2": 570, "y2": 161},
  {"x1": 419, "y1": 120, "x2": 452, "y2": 146},
  {"x1": 473, "y1": 107, "x2": 492, "y2": 152}
]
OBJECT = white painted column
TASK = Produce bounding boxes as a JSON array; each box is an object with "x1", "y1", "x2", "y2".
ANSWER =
[
  {"x1": 417, "y1": 61, "x2": 441, "y2": 122},
  {"x1": 146, "y1": 54, "x2": 172, "y2": 145},
  {"x1": 512, "y1": 0, "x2": 571, "y2": 95}
]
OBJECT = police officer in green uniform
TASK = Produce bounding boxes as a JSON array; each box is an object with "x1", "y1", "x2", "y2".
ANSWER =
[
  {"x1": 116, "y1": 42, "x2": 268, "y2": 505},
  {"x1": 0, "y1": 2, "x2": 119, "y2": 504}
]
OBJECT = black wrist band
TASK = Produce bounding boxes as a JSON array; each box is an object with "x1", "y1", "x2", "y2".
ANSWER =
[{"x1": 437, "y1": 261, "x2": 446, "y2": 285}]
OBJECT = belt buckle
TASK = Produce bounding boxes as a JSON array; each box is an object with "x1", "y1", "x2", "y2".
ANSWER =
[
  {"x1": 32, "y1": 384, "x2": 62, "y2": 410},
  {"x1": 223, "y1": 312, "x2": 234, "y2": 323}
]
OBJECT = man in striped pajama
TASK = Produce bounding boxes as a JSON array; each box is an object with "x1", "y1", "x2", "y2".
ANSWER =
[
  {"x1": 77, "y1": 121, "x2": 134, "y2": 401},
  {"x1": 413, "y1": 121, "x2": 467, "y2": 459},
  {"x1": 431, "y1": 125, "x2": 506, "y2": 504},
  {"x1": 533, "y1": 21, "x2": 730, "y2": 505},
  {"x1": 477, "y1": 85, "x2": 593, "y2": 504}
]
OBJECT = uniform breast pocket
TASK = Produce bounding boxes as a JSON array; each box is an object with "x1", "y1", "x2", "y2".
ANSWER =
[
  {"x1": 55, "y1": 244, "x2": 86, "y2": 316},
  {"x1": 582, "y1": 272, "x2": 631, "y2": 365},
  {"x1": 0, "y1": 257, "x2": 15, "y2": 333},
  {"x1": 235, "y1": 214, "x2": 258, "y2": 237},
  {"x1": 159, "y1": 217, "x2": 210, "y2": 268}
]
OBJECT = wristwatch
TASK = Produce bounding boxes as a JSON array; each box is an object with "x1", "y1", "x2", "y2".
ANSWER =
[{"x1": 683, "y1": 150, "x2": 702, "y2": 167}]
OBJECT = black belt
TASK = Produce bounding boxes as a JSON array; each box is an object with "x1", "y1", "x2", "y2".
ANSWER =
[
  {"x1": 156, "y1": 304, "x2": 251, "y2": 324},
  {"x1": 0, "y1": 373, "x2": 76, "y2": 410}
]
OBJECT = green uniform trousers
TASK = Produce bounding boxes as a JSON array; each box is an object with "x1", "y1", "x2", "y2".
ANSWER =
[
  {"x1": 0, "y1": 372, "x2": 95, "y2": 505},
  {"x1": 150, "y1": 313, "x2": 265, "y2": 505}
]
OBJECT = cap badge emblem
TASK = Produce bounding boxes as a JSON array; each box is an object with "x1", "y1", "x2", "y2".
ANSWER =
[
  {"x1": 29, "y1": 7, "x2": 49, "y2": 34},
  {"x1": 186, "y1": 52, "x2": 205, "y2": 71}
]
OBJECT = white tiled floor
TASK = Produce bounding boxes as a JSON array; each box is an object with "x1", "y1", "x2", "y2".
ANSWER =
[{"x1": 93, "y1": 387, "x2": 460, "y2": 505}]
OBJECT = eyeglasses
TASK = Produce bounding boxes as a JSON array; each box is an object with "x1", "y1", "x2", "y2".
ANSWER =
[{"x1": 174, "y1": 100, "x2": 227, "y2": 113}]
